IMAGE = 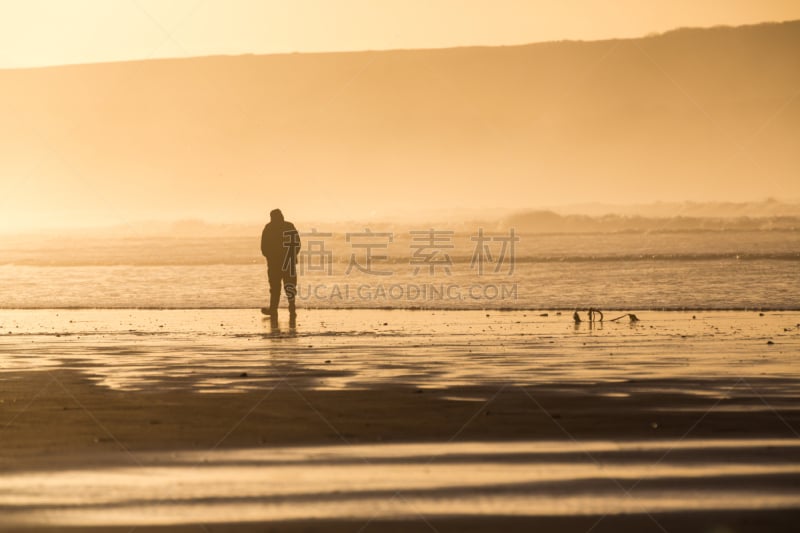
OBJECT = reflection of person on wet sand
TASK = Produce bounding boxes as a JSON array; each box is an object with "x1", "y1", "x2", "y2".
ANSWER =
[{"x1": 260, "y1": 209, "x2": 300, "y2": 320}]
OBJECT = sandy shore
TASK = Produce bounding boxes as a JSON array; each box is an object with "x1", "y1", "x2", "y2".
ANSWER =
[{"x1": 1, "y1": 309, "x2": 799, "y2": 531}]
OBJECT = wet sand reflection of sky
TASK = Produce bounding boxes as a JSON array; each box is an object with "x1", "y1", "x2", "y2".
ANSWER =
[
  {"x1": 0, "y1": 309, "x2": 798, "y2": 394},
  {"x1": 2, "y1": 439, "x2": 800, "y2": 528}
]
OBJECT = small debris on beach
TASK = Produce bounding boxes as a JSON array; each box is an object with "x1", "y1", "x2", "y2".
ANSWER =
[
  {"x1": 766, "y1": 340, "x2": 774, "y2": 345},
  {"x1": 611, "y1": 313, "x2": 639, "y2": 323},
  {"x1": 239, "y1": 372, "x2": 248, "y2": 377}
]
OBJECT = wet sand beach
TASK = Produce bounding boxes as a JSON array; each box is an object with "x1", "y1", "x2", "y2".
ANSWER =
[{"x1": 1, "y1": 309, "x2": 799, "y2": 531}]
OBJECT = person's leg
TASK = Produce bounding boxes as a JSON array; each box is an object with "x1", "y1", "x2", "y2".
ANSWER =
[
  {"x1": 267, "y1": 267, "x2": 282, "y2": 315},
  {"x1": 284, "y1": 272, "x2": 297, "y2": 317}
]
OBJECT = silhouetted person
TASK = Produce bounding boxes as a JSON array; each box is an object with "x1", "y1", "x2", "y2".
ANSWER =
[{"x1": 260, "y1": 209, "x2": 300, "y2": 319}]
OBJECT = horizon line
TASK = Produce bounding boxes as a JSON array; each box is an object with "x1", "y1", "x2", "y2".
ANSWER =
[{"x1": 2, "y1": 18, "x2": 798, "y2": 72}]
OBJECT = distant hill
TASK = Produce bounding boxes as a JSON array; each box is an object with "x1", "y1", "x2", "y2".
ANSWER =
[
  {"x1": 504, "y1": 211, "x2": 800, "y2": 233},
  {"x1": 4, "y1": 199, "x2": 799, "y2": 241},
  {"x1": 1, "y1": 20, "x2": 799, "y2": 228},
  {"x1": 548, "y1": 199, "x2": 800, "y2": 218}
]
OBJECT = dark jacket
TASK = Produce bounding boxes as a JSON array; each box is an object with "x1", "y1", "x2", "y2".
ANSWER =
[{"x1": 261, "y1": 220, "x2": 301, "y2": 271}]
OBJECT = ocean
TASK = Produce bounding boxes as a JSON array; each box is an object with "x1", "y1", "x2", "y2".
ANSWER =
[{"x1": 1, "y1": 229, "x2": 798, "y2": 310}]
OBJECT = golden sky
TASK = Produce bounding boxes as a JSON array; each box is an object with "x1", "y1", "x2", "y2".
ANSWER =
[{"x1": 1, "y1": 0, "x2": 800, "y2": 68}]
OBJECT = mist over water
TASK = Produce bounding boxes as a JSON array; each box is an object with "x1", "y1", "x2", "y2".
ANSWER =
[{"x1": 1, "y1": 228, "x2": 798, "y2": 310}]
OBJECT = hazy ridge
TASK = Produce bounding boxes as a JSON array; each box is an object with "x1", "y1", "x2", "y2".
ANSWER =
[
  {"x1": 1, "y1": 20, "x2": 799, "y2": 227},
  {"x1": 0, "y1": 199, "x2": 798, "y2": 240}
]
